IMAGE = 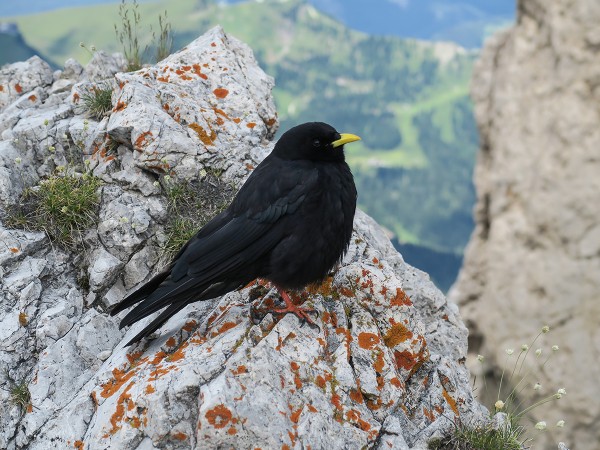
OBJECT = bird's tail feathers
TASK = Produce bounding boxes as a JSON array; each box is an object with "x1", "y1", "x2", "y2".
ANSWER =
[{"x1": 109, "y1": 268, "x2": 172, "y2": 316}]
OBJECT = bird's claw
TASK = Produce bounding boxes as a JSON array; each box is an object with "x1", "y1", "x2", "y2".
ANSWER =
[
  {"x1": 273, "y1": 289, "x2": 319, "y2": 329},
  {"x1": 272, "y1": 304, "x2": 319, "y2": 328}
]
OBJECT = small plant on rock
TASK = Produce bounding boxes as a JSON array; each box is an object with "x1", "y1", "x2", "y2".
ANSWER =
[
  {"x1": 0, "y1": 374, "x2": 32, "y2": 413},
  {"x1": 81, "y1": 83, "x2": 113, "y2": 120},
  {"x1": 114, "y1": 0, "x2": 174, "y2": 71},
  {"x1": 159, "y1": 170, "x2": 234, "y2": 261},
  {"x1": 7, "y1": 167, "x2": 102, "y2": 251},
  {"x1": 434, "y1": 325, "x2": 567, "y2": 449},
  {"x1": 9, "y1": 380, "x2": 31, "y2": 412}
]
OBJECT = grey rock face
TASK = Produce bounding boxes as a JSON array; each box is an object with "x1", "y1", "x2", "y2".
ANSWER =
[
  {"x1": 1, "y1": 26, "x2": 483, "y2": 449},
  {"x1": 450, "y1": 1, "x2": 600, "y2": 448}
]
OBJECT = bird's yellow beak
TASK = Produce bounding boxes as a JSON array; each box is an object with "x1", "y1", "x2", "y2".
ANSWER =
[{"x1": 332, "y1": 133, "x2": 361, "y2": 148}]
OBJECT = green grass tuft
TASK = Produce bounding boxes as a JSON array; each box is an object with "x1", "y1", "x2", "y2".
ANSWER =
[
  {"x1": 10, "y1": 380, "x2": 31, "y2": 412},
  {"x1": 81, "y1": 83, "x2": 113, "y2": 120},
  {"x1": 160, "y1": 172, "x2": 234, "y2": 261},
  {"x1": 431, "y1": 416, "x2": 526, "y2": 450},
  {"x1": 7, "y1": 171, "x2": 102, "y2": 251}
]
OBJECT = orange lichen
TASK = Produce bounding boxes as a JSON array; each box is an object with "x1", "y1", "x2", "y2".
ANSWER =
[
  {"x1": 182, "y1": 320, "x2": 198, "y2": 332},
  {"x1": 145, "y1": 384, "x2": 155, "y2": 394},
  {"x1": 74, "y1": 440, "x2": 84, "y2": 450},
  {"x1": 213, "y1": 107, "x2": 230, "y2": 119},
  {"x1": 28, "y1": 94, "x2": 37, "y2": 102},
  {"x1": 290, "y1": 361, "x2": 300, "y2": 371},
  {"x1": 167, "y1": 341, "x2": 189, "y2": 362},
  {"x1": 125, "y1": 350, "x2": 143, "y2": 365},
  {"x1": 189, "y1": 123, "x2": 217, "y2": 146},
  {"x1": 9, "y1": 247, "x2": 19, "y2": 254},
  {"x1": 390, "y1": 288, "x2": 412, "y2": 307},
  {"x1": 349, "y1": 388, "x2": 364, "y2": 404},
  {"x1": 315, "y1": 375, "x2": 326, "y2": 389},
  {"x1": 233, "y1": 365, "x2": 248, "y2": 375},
  {"x1": 0, "y1": 85, "x2": 3, "y2": 91},
  {"x1": 383, "y1": 323, "x2": 413, "y2": 348},
  {"x1": 423, "y1": 407, "x2": 435, "y2": 422},
  {"x1": 72, "y1": 92, "x2": 80, "y2": 102},
  {"x1": 373, "y1": 351, "x2": 385, "y2": 373},
  {"x1": 106, "y1": 381, "x2": 135, "y2": 435},
  {"x1": 18, "y1": 312, "x2": 28, "y2": 327},
  {"x1": 114, "y1": 100, "x2": 127, "y2": 112},
  {"x1": 357, "y1": 332, "x2": 380, "y2": 350},
  {"x1": 213, "y1": 88, "x2": 229, "y2": 98},
  {"x1": 217, "y1": 321, "x2": 238, "y2": 334},
  {"x1": 246, "y1": 122, "x2": 256, "y2": 129},
  {"x1": 442, "y1": 389, "x2": 459, "y2": 416},
  {"x1": 172, "y1": 431, "x2": 187, "y2": 440},
  {"x1": 339, "y1": 286, "x2": 354, "y2": 297},
  {"x1": 265, "y1": 117, "x2": 277, "y2": 126},
  {"x1": 100, "y1": 368, "x2": 136, "y2": 398},
  {"x1": 233, "y1": 118, "x2": 241, "y2": 124},
  {"x1": 290, "y1": 406, "x2": 302, "y2": 423},
  {"x1": 205, "y1": 404, "x2": 233, "y2": 429},
  {"x1": 15, "y1": 83, "x2": 22, "y2": 93},
  {"x1": 134, "y1": 130, "x2": 153, "y2": 149},
  {"x1": 307, "y1": 404, "x2": 318, "y2": 413},
  {"x1": 129, "y1": 417, "x2": 141, "y2": 428},
  {"x1": 390, "y1": 377, "x2": 402, "y2": 388},
  {"x1": 166, "y1": 337, "x2": 176, "y2": 347},
  {"x1": 331, "y1": 393, "x2": 342, "y2": 411}
]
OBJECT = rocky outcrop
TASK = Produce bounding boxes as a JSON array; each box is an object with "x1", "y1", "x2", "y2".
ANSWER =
[
  {"x1": 1, "y1": 27, "x2": 484, "y2": 449},
  {"x1": 451, "y1": 0, "x2": 600, "y2": 448}
]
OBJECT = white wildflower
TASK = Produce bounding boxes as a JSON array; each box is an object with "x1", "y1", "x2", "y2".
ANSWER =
[
  {"x1": 505, "y1": 348, "x2": 514, "y2": 355},
  {"x1": 542, "y1": 325, "x2": 550, "y2": 333},
  {"x1": 552, "y1": 345, "x2": 559, "y2": 352},
  {"x1": 15, "y1": 158, "x2": 22, "y2": 164},
  {"x1": 476, "y1": 354, "x2": 484, "y2": 363},
  {"x1": 556, "y1": 420, "x2": 565, "y2": 428},
  {"x1": 521, "y1": 344, "x2": 529, "y2": 351},
  {"x1": 535, "y1": 421, "x2": 547, "y2": 430},
  {"x1": 494, "y1": 400, "x2": 504, "y2": 410},
  {"x1": 534, "y1": 383, "x2": 542, "y2": 391},
  {"x1": 535, "y1": 348, "x2": 542, "y2": 357}
]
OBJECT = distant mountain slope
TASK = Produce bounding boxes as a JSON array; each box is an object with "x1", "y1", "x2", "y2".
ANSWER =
[
  {"x1": 7, "y1": 0, "x2": 479, "y2": 289},
  {"x1": 0, "y1": 23, "x2": 44, "y2": 67}
]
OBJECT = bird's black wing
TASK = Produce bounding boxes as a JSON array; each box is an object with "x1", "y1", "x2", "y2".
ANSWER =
[{"x1": 110, "y1": 157, "x2": 318, "y2": 344}]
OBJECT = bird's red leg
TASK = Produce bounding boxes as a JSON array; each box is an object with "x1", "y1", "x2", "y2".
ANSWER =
[{"x1": 272, "y1": 288, "x2": 318, "y2": 326}]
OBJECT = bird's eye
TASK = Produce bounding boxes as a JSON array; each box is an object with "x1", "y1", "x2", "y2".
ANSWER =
[{"x1": 312, "y1": 139, "x2": 320, "y2": 148}]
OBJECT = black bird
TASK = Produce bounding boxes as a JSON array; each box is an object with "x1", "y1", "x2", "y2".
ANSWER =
[{"x1": 110, "y1": 122, "x2": 360, "y2": 345}]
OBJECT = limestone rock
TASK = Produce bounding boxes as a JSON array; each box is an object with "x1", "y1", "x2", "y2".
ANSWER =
[
  {"x1": 450, "y1": 1, "x2": 600, "y2": 448},
  {"x1": 1, "y1": 26, "x2": 484, "y2": 449}
]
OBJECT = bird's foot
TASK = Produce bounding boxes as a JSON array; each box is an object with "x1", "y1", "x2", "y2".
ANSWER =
[{"x1": 272, "y1": 290, "x2": 319, "y2": 328}]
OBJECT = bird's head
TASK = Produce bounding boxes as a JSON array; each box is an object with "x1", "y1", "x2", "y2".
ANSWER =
[{"x1": 272, "y1": 122, "x2": 361, "y2": 162}]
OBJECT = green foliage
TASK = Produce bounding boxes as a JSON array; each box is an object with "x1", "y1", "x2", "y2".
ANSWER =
[
  {"x1": 161, "y1": 173, "x2": 234, "y2": 261},
  {"x1": 7, "y1": 171, "x2": 102, "y2": 251},
  {"x1": 153, "y1": 10, "x2": 173, "y2": 62},
  {"x1": 81, "y1": 83, "x2": 113, "y2": 120},
  {"x1": 114, "y1": 0, "x2": 174, "y2": 71},
  {"x1": 9, "y1": 380, "x2": 31, "y2": 412},
  {"x1": 114, "y1": 0, "x2": 144, "y2": 71},
  {"x1": 432, "y1": 416, "x2": 525, "y2": 450}
]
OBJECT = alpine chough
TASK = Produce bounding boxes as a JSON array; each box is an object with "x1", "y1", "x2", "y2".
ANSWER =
[{"x1": 110, "y1": 122, "x2": 360, "y2": 345}]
